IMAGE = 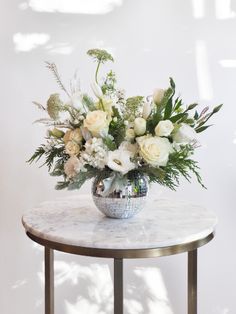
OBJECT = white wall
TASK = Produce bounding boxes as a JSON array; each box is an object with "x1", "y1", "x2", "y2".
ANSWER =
[{"x1": 1, "y1": 0, "x2": 235, "y2": 313}]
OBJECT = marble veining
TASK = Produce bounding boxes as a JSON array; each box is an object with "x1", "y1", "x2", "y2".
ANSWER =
[{"x1": 22, "y1": 194, "x2": 217, "y2": 250}]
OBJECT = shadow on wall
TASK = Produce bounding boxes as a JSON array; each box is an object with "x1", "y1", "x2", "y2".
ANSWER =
[
  {"x1": 12, "y1": 241, "x2": 230, "y2": 314},
  {"x1": 15, "y1": 243, "x2": 173, "y2": 314},
  {"x1": 38, "y1": 260, "x2": 174, "y2": 314}
]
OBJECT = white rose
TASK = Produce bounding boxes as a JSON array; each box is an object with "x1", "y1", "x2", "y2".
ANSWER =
[
  {"x1": 134, "y1": 117, "x2": 146, "y2": 136},
  {"x1": 65, "y1": 141, "x2": 80, "y2": 156},
  {"x1": 153, "y1": 88, "x2": 165, "y2": 105},
  {"x1": 84, "y1": 110, "x2": 109, "y2": 137},
  {"x1": 107, "y1": 149, "x2": 136, "y2": 175},
  {"x1": 64, "y1": 156, "x2": 82, "y2": 178},
  {"x1": 137, "y1": 135, "x2": 172, "y2": 167},
  {"x1": 155, "y1": 120, "x2": 174, "y2": 137},
  {"x1": 173, "y1": 123, "x2": 197, "y2": 144},
  {"x1": 91, "y1": 81, "x2": 103, "y2": 99},
  {"x1": 142, "y1": 102, "x2": 152, "y2": 119}
]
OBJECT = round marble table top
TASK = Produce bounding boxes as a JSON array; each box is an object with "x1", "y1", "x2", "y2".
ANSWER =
[{"x1": 22, "y1": 194, "x2": 217, "y2": 251}]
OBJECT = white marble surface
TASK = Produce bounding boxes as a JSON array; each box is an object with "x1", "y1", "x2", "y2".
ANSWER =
[{"x1": 22, "y1": 194, "x2": 217, "y2": 250}]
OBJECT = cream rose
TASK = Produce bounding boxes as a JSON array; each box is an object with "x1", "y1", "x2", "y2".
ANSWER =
[
  {"x1": 63, "y1": 128, "x2": 83, "y2": 144},
  {"x1": 173, "y1": 123, "x2": 197, "y2": 144},
  {"x1": 83, "y1": 110, "x2": 109, "y2": 137},
  {"x1": 134, "y1": 117, "x2": 146, "y2": 136},
  {"x1": 65, "y1": 141, "x2": 80, "y2": 156},
  {"x1": 155, "y1": 120, "x2": 174, "y2": 137},
  {"x1": 137, "y1": 135, "x2": 172, "y2": 167},
  {"x1": 153, "y1": 88, "x2": 165, "y2": 105}
]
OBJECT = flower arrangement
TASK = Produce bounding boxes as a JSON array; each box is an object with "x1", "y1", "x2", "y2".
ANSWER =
[{"x1": 28, "y1": 49, "x2": 222, "y2": 192}]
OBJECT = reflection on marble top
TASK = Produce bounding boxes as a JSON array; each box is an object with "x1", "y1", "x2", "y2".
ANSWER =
[{"x1": 22, "y1": 194, "x2": 217, "y2": 250}]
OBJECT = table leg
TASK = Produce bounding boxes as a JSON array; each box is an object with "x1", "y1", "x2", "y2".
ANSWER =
[
  {"x1": 114, "y1": 258, "x2": 123, "y2": 314},
  {"x1": 45, "y1": 247, "x2": 54, "y2": 314},
  {"x1": 188, "y1": 249, "x2": 197, "y2": 314}
]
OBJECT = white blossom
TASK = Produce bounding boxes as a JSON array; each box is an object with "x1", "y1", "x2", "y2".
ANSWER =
[{"x1": 81, "y1": 138, "x2": 107, "y2": 169}]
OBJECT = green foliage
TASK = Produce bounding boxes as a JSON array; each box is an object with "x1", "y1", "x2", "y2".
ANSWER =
[
  {"x1": 195, "y1": 104, "x2": 223, "y2": 132},
  {"x1": 55, "y1": 181, "x2": 70, "y2": 190},
  {"x1": 67, "y1": 166, "x2": 97, "y2": 190},
  {"x1": 109, "y1": 107, "x2": 126, "y2": 146},
  {"x1": 87, "y1": 49, "x2": 114, "y2": 63},
  {"x1": 101, "y1": 70, "x2": 117, "y2": 95},
  {"x1": 82, "y1": 94, "x2": 96, "y2": 111},
  {"x1": 45, "y1": 62, "x2": 71, "y2": 98},
  {"x1": 27, "y1": 146, "x2": 45, "y2": 164},
  {"x1": 146, "y1": 111, "x2": 162, "y2": 134},
  {"x1": 164, "y1": 146, "x2": 206, "y2": 189},
  {"x1": 28, "y1": 145, "x2": 66, "y2": 171},
  {"x1": 103, "y1": 136, "x2": 117, "y2": 151},
  {"x1": 139, "y1": 145, "x2": 206, "y2": 190}
]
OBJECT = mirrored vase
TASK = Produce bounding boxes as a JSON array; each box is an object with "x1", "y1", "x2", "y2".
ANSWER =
[{"x1": 92, "y1": 172, "x2": 149, "y2": 219}]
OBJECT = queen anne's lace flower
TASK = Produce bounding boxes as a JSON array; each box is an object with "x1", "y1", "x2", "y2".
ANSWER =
[{"x1": 47, "y1": 93, "x2": 63, "y2": 120}]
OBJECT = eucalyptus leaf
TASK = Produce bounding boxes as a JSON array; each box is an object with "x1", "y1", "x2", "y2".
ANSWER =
[
  {"x1": 170, "y1": 113, "x2": 188, "y2": 123},
  {"x1": 195, "y1": 125, "x2": 212, "y2": 133}
]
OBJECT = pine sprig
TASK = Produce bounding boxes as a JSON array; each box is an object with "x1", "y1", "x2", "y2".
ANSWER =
[
  {"x1": 164, "y1": 146, "x2": 206, "y2": 189},
  {"x1": 28, "y1": 145, "x2": 66, "y2": 171},
  {"x1": 27, "y1": 146, "x2": 45, "y2": 164},
  {"x1": 45, "y1": 62, "x2": 71, "y2": 98}
]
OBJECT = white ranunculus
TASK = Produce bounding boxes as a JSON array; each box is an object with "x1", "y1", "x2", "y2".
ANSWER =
[
  {"x1": 83, "y1": 110, "x2": 109, "y2": 137},
  {"x1": 134, "y1": 117, "x2": 146, "y2": 136},
  {"x1": 155, "y1": 120, "x2": 174, "y2": 137},
  {"x1": 137, "y1": 135, "x2": 172, "y2": 167},
  {"x1": 107, "y1": 149, "x2": 136, "y2": 175},
  {"x1": 173, "y1": 123, "x2": 197, "y2": 144},
  {"x1": 142, "y1": 102, "x2": 152, "y2": 119},
  {"x1": 91, "y1": 81, "x2": 103, "y2": 99},
  {"x1": 153, "y1": 88, "x2": 165, "y2": 105}
]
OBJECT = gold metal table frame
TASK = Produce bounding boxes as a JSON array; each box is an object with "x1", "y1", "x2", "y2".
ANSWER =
[{"x1": 26, "y1": 231, "x2": 214, "y2": 314}]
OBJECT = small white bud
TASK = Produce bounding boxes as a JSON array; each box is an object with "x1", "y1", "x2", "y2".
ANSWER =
[
  {"x1": 134, "y1": 117, "x2": 146, "y2": 136},
  {"x1": 153, "y1": 88, "x2": 165, "y2": 105}
]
